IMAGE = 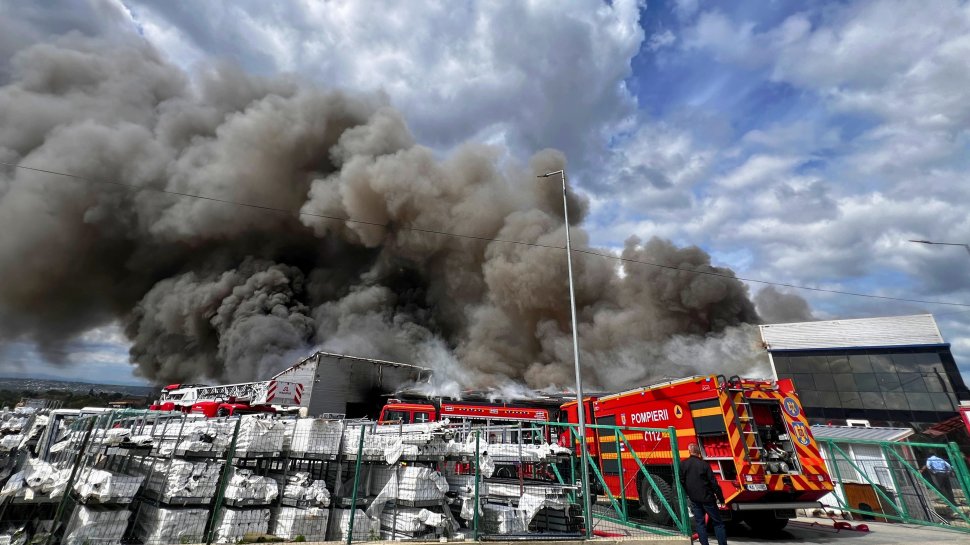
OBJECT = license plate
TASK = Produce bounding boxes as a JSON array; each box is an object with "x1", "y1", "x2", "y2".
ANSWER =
[{"x1": 746, "y1": 483, "x2": 768, "y2": 491}]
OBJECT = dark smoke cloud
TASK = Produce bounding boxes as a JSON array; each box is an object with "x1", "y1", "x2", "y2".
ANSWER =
[
  {"x1": 0, "y1": 34, "x2": 774, "y2": 389},
  {"x1": 754, "y1": 286, "x2": 815, "y2": 324}
]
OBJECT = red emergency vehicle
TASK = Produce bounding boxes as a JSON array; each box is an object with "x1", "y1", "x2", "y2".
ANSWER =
[{"x1": 568, "y1": 374, "x2": 832, "y2": 531}]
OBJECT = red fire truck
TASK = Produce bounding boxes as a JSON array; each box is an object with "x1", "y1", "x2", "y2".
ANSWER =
[{"x1": 567, "y1": 374, "x2": 833, "y2": 531}]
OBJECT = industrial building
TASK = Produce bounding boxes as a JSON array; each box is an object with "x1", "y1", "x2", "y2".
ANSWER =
[{"x1": 759, "y1": 314, "x2": 970, "y2": 432}]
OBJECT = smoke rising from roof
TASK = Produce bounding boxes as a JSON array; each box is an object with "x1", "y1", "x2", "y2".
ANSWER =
[{"x1": 0, "y1": 35, "x2": 775, "y2": 390}]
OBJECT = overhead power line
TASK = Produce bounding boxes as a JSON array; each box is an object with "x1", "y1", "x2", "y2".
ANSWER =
[{"x1": 3, "y1": 160, "x2": 969, "y2": 309}]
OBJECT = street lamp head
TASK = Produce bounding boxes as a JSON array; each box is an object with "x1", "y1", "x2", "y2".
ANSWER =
[{"x1": 538, "y1": 170, "x2": 564, "y2": 178}]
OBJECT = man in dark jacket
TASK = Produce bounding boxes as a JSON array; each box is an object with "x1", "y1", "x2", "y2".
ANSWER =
[{"x1": 680, "y1": 443, "x2": 727, "y2": 545}]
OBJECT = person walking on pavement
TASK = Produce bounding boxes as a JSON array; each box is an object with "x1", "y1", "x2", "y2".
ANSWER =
[
  {"x1": 921, "y1": 451, "x2": 955, "y2": 504},
  {"x1": 680, "y1": 443, "x2": 727, "y2": 545}
]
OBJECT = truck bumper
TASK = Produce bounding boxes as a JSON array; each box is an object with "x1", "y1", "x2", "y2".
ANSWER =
[{"x1": 731, "y1": 501, "x2": 822, "y2": 511}]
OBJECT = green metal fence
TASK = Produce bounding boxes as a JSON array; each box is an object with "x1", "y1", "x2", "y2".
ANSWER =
[{"x1": 817, "y1": 438, "x2": 970, "y2": 533}]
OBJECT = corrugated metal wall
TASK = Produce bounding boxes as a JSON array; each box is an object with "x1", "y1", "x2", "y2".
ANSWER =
[{"x1": 760, "y1": 314, "x2": 945, "y2": 350}]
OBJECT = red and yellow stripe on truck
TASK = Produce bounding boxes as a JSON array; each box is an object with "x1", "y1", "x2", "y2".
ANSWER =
[{"x1": 568, "y1": 375, "x2": 833, "y2": 528}]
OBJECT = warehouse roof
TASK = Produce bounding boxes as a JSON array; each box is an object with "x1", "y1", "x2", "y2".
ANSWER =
[
  {"x1": 759, "y1": 314, "x2": 944, "y2": 351},
  {"x1": 811, "y1": 424, "x2": 914, "y2": 443}
]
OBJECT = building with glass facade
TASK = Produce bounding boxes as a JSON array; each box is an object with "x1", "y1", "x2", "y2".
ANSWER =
[{"x1": 759, "y1": 314, "x2": 970, "y2": 429}]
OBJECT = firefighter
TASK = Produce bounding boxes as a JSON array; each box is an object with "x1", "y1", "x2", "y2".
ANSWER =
[{"x1": 680, "y1": 443, "x2": 727, "y2": 545}]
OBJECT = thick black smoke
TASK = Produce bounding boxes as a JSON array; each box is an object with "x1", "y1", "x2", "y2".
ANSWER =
[{"x1": 0, "y1": 35, "x2": 774, "y2": 389}]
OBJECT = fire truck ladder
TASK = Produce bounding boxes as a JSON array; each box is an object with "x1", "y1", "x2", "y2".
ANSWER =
[{"x1": 722, "y1": 375, "x2": 765, "y2": 464}]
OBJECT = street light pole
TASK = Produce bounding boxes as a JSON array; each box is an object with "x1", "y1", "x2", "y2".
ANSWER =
[
  {"x1": 909, "y1": 239, "x2": 970, "y2": 257},
  {"x1": 538, "y1": 169, "x2": 592, "y2": 535}
]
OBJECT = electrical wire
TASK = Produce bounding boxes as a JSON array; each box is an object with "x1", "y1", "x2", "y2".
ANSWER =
[{"x1": 3, "y1": 160, "x2": 969, "y2": 309}]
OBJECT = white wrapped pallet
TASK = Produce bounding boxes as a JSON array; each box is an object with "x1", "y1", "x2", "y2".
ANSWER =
[
  {"x1": 213, "y1": 507, "x2": 270, "y2": 543},
  {"x1": 132, "y1": 457, "x2": 223, "y2": 503},
  {"x1": 369, "y1": 466, "x2": 448, "y2": 501},
  {"x1": 379, "y1": 507, "x2": 449, "y2": 539},
  {"x1": 235, "y1": 416, "x2": 286, "y2": 454},
  {"x1": 73, "y1": 468, "x2": 144, "y2": 504},
  {"x1": 332, "y1": 509, "x2": 374, "y2": 541},
  {"x1": 223, "y1": 468, "x2": 278, "y2": 505},
  {"x1": 341, "y1": 426, "x2": 387, "y2": 458},
  {"x1": 290, "y1": 418, "x2": 342, "y2": 455},
  {"x1": 62, "y1": 505, "x2": 131, "y2": 545},
  {"x1": 132, "y1": 503, "x2": 208, "y2": 544},
  {"x1": 269, "y1": 506, "x2": 329, "y2": 541},
  {"x1": 280, "y1": 472, "x2": 330, "y2": 506}
]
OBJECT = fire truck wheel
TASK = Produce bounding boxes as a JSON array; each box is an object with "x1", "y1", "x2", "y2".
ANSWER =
[
  {"x1": 744, "y1": 512, "x2": 789, "y2": 533},
  {"x1": 639, "y1": 475, "x2": 678, "y2": 526},
  {"x1": 495, "y1": 466, "x2": 515, "y2": 479}
]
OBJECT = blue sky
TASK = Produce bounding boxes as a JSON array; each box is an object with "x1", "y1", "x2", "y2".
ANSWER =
[{"x1": 1, "y1": 0, "x2": 969, "y2": 386}]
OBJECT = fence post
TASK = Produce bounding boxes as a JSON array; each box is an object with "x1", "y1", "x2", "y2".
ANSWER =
[
  {"x1": 47, "y1": 416, "x2": 96, "y2": 545},
  {"x1": 669, "y1": 426, "x2": 689, "y2": 536},
  {"x1": 614, "y1": 428, "x2": 626, "y2": 520},
  {"x1": 346, "y1": 425, "x2": 367, "y2": 545},
  {"x1": 947, "y1": 442, "x2": 970, "y2": 507},
  {"x1": 474, "y1": 430, "x2": 480, "y2": 540},
  {"x1": 206, "y1": 417, "x2": 242, "y2": 545}
]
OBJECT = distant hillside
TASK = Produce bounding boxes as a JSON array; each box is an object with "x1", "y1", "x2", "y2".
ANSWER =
[{"x1": 0, "y1": 377, "x2": 155, "y2": 410}]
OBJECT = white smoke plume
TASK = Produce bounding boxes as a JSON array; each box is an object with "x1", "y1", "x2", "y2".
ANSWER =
[{"x1": 0, "y1": 34, "x2": 782, "y2": 389}]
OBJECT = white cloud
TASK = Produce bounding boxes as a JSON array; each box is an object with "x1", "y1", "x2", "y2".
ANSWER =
[
  {"x1": 124, "y1": 0, "x2": 645, "y2": 174},
  {"x1": 647, "y1": 29, "x2": 676, "y2": 51}
]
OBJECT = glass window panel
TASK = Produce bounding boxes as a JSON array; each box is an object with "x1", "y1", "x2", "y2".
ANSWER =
[
  {"x1": 799, "y1": 390, "x2": 822, "y2": 407},
  {"x1": 906, "y1": 393, "x2": 933, "y2": 411},
  {"x1": 772, "y1": 356, "x2": 791, "y2": 374},
  {"x1": 914, "y1": 352, "x2": 942, "y2": 372},
  {"x1": 790, "y1": 356, "x2": 825, "y2": 373},
  {"x1": 854, "y1": 373, "x2": 879, "y2": 392},
  {"x1": 833, "y1": 373, "x2": 856, "y2": 391},
  {"x1": 839, "y1": 391, "x2": 864, "y2": 409},
  {"x1": 930, "y1": 393, "x2": 954, "y2": 412},
  {"x1": 827, "y1": 354, "x2": 851, "y2": 373},
  {"x1": 868, "y1": 353, "x2": 895, "y2": 373},
  {"x1": 892, "y1": 353, "x2": 918, "y2": 372},
  {"x1": 816, "y1": 391, "x2": 842, "y2": 408},
  {"x1": 924, "y1": 373, "x2": 947, "y2": 393},
  {"x1": 790, "y1": 374, "x2": 815, "y2": 391},
  {"x1": 898, "y1": 373, "x2": 928, "y2": 392},
  {"x1": 877, "y1": 373, "x2": 900, "y2": 391},
  {"x1": 883, "y1": 392, "x2": 909, "y2": 411},
  {"x1": 861, "y1": 392, "x2": 886, "y2": 410},
  {"x1": 813, "y1": 373, "x2": 836, "y2": 391},
  {"x1": 849, "y1": 355, "x2": 873, "y2": 373}
]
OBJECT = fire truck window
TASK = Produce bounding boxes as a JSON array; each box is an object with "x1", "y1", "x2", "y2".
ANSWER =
[
  {"x1": 414, "y1": 411, "x2": 431, "y2": 423},
  {"x1": 383, "y1": 410, "x2": 409, "y2": 423}
]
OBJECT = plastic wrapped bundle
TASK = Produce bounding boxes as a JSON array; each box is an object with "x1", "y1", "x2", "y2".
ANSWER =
[
  {"x1": 74, "y1": 468, "x2": 144, "y2": 504},
  {"x1": 132, "y1": 503, "x2": 208, "y2": 544},
  {"x1": 0, "y1": 434, "x2": 22, "y2": 452},
  {"x1": 341, "y1": 426, "x2": 387, "y2": 457},
  {"x1": 3, "y1": 459, "x2": 71, "y2": 499},
  {"x1": 379, "y1": 507, "x2": 449, "y2": 539},
  {"x1": 280, "y1": 472, "x2": 330, "y2": 506},
  {"x1": 132, "y1": 457, "x2": 223, "y2": 502},
  {"x1": 333, "y1": 509, "x2": 374, "y2": 541},
  {"x1": 62, "y1": 505, "x2": 131, "y2": 545},
  {"x1": 223, "y1": 468, "x2": 278, "y2": 504},
  {"x1": 164, "y1": 420, "x2": 234, "y2": 455},
  {"x1": 483, "y1": 504, "x2": 527, "y2": 534},
  {"x1": 213, "y1": 507, "x2": 270, "y2": 544},
  {"x1": 235, "y1": 416, "x2": 287, "y2": 454},
  {"x1": 369, "y1": 466, "x2": 449, "y2": 501},
  {"x1": 289, "y1": 418, "x2": 342, "y2": 455},
  {"x1": 269, "y1": 506, "x2": 329, "y2": 541}
]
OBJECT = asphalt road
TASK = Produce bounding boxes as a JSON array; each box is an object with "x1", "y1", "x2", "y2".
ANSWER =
[{"x1": 723, "y1": 517, "x2": 968, "y2": 545}]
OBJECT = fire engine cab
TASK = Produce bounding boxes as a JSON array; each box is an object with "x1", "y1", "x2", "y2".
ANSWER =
[{"x1": 572, "y1": 374, "x2": 832, "y2": 531}]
